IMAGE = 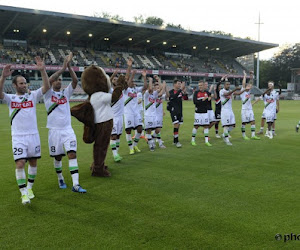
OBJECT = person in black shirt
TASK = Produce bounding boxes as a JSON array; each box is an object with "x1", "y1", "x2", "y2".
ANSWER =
[
  {"x1": 168, "y1": 80, "x2": 186, "y2": 148},
  {"x1": 191, "y1": 81, "x2": 212, "y2": 146}
]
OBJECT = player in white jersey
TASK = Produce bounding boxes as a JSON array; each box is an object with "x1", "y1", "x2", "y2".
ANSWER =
[
  {"x1": 219, "y1": 81, "x2": 240, "y2": 145},
  {"x1": 44, "y1": 53, "x2": 86, "y2": 193},
  {"x1": 136, "y1": 91, "x2": 146, "y2": 139},
  {"x1": 153, "y1": 79, "x2": 168, "y2": 148},
  {"x1": 257, "y1": 81, "x2": 281, "y2": 135},
  {"x1": 144, "y1": 77, "x2": 158, "y2": 151},
  {"x1": 253, "y1": 84, "x2": 280, "y2": 139},
  {"x1": 110, "y1": 69, "x2": 124, "y2": 162},
  {"x1": 239, "y1": 71, "x2": 260, "y2": 140},
  {"x1": 0, "y1": 57, "x2": 50, "y2": 205},
  {"x1": 123, "y1": 62, "x2": 147, "y2": 155}
]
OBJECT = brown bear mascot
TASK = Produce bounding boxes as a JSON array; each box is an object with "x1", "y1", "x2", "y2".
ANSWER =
[{"x1": 71, "y1": 65, "x2": 126, "y2": 177}]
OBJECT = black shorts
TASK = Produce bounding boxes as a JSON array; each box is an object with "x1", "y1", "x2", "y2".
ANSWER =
[
  {"x1": 170, "y1": 112, "x2": 183, "y2": 124},
  {"x1": 215, "y1": 108, "x2": 221, "y2": 120}
]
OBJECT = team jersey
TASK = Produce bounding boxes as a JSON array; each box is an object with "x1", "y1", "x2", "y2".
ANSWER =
[
  {"x1": 3, "y1": 88, "x2": 43, "y2": 136},
  {"x1": 156, "y1": 94, "x2": 165, "y2": 117},
  {"x1": 220, "y1": 88, "x2": 233, "y2": 110},
  {"x1": 123, "y1": 86, "x2": 143, "y2": 114},
  {"x1": 137, "y1": 92, "x2": 143, "y2": 112},
  {"x1": 44, "y1": 83, "x2": 73, "y2": 130},
  {"x1": 169, "y1": 89, "x2": 183, "y2": 113},
  {"x1": 193, "y1": 90, "x2": 209, "y2": 113},
  {"x1": 111, "y1": 89, "x2": 125, "y2": 117},
  {"x1": 263, "y1": 91, "x2": 279, "y2": 112},
  {"x1": 240, "y1": 88, "x2": 252, "y2": 110},
  {"x1": 144, "y1": 90, "x2": 158, "y2": 116}
]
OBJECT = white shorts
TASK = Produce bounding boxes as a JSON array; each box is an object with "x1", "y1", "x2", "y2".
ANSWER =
[
  {"x1": 194, "y1": 113, "x2": 209, "y2": 126},
  {"x1": 48, "y1": 129, "x2": 77, "y2": 157},
  {"x1": 112, "y1": 116, "x2": 123, "y2": 135},
  {"x1": 124, "y1": 113, "x2": 142, "y2": 129},
  {"x1": 265, "y1": 110, "x2": 276, "y2": 123},
  {"x1": 241, "y1": 109, "x2": 255, "y2": 123},
  {"x1": 12, "y1": 134, "x2": 41, "y2": 161},
  {"x1": 155, "y1": 115, "x2": 163, "y2": 128},
  {"x1": 221, "y1": 109, "x2": 236, "y2": 127},
  {"x1": 208, "y1": 110, "x2": 216, "y2": 123},
  {"x1": 144, "y1": 115, "x2": 156, "y2": 130}
]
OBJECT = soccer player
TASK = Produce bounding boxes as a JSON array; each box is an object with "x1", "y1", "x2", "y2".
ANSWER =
[
  {"x1": 254, "y1": 83, "x2": 280, "y2": 139},
  {"x1": 143, "y1": 77, "x2": 158, "y2": 151},
  {"x1": 123, "y1": 60, "x2": 147, "y2": 154},
  {"x1": 44, "y1": 52, "x2": 86, "y2": 193},
  {"x1": 296, "y1": 121, "x2": 300, "y2": 132},
  {"x1": 220, "y1": 81, "x2": 240, "y2": 145},
  {"x1": 168, "y1": 80, "x2": 186, "y2": 148},
  {"x1": 136, "y1": 91, "x2": 146, "y2": 139},
  {"x1": 257, "y1": 81, "x2": 281, "y2": 135},
  {"x1": 110, "y1": 69, "x2": 124, "y2": 162},
  {"x1": 0, "y1": 57, "x2": 50, "y2": 204},
  {"x1": 153, "y1": 80, "x2": 167, "y2": 148},
  {"x1": 239, "y1": 71, "x2": 260, "y2": 140},
  {"x1": 191, "y1": 80, "x2": 212, "y2": 146}
]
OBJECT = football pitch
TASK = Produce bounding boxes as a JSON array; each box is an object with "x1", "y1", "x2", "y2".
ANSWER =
[{"x1": 0, "y1": 100, "x2": 299, "y2": 249}]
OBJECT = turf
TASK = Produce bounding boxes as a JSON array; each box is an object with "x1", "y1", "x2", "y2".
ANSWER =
[{"x1": 0, "y1": 100, "x2": 299, "y2": 249}]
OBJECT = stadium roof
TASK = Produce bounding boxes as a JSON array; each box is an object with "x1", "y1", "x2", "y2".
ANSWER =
[{"x1": 0, "y1": 5, "x2": 278, "y2": 57}]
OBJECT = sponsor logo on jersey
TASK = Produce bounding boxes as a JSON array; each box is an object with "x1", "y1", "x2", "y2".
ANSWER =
[
  {"x1": 128, "y1": 92, "x2": 137, "y2": 98},
  {"x1": 11, "y1": 101, "x2": 33, "y2": 109},
  {"x1": 148, "y1": 97, "x2": 155, "y2": 103},
  {"x1": 197, "y1": 91, "x2": 207, "y2": 100},
  {"x1": 51, "y1": 96, "x2": 67, "y2": 104},
  {"x1": 156, "y1": 98, "x2": 163, "y2": 104},
  {"x1": 174, "y1": 90, "x2": 182, "y2": 98}
]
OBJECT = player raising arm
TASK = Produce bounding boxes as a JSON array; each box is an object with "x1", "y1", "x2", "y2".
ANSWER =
[
  {"x1": 219, "y1": 81, "x2": 240, "y2": 145},
  {"x1": 0, "y1": 57, "x2": 50, "y2": 204},
  {"x1": 44, "y1": 52, "x2": 86, "y2": 193}
]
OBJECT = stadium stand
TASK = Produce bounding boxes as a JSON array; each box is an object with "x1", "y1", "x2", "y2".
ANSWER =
[{"x1": 0, "y1": 6, "x2": 278, "y2": 101}]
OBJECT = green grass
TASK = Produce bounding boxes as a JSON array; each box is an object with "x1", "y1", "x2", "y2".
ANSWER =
[{"x1": 0, "y1": 100, "x2": 300, "y2": 249}]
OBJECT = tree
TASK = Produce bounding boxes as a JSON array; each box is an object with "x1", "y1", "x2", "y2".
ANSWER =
[
  {"x1": 166, "y1": 23, "x2": 184, "y2": 30},
  {"x1": 202, "y1": 30, "x2": 233, "y2": 37},
  {"x1": 133, "y1": 14, "x2": 145, "y2": 24},
  {"x1": 93, "y1": 12, "x2": 123, "y2": 21},
  {"x1": 145, "y1": 16, "x2": 164, "y2": 26},
  {"x1": 259, "y1": 43, "x2": 300, "y2": 88}
]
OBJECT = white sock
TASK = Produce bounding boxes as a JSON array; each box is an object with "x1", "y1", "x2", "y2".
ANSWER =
[
  {"x1": 27, "y1": 165, "x2": 37, "y2": 189},
  {"x1": 116, "y1": 139, "x2": 120, "y2": 153},
  {"x1": 54, "y1": 159, "x2": 64, "y2": 181},
  {"x1": 126, "y1": 134, "x2": 133, "y2": 150},
  {"x1": 204, "y1": 128, "x2": 209, "y2": 143},
  {"x1": 110, "y1": 139, "x2": 118, "y2": 157},
  {"x1": 16, "y1": 168, "x2": 27, "y2": 195},
  {"x1": 241, "y1": 125, "x2": 246, "y2": 137},
  {"x1": 133, "y1": 132, "x2": 141, "y2": 147},
  {"x1": 251, "y1": 125, "x2": 255, "y2": 137},
  {"x1": 69, "y1": 158, "x2": 79, "y2": 186}
]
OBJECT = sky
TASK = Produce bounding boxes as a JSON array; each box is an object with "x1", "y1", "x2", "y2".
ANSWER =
[{"x1": 1, "y1": 0, "x2": 300, "y2": 60}]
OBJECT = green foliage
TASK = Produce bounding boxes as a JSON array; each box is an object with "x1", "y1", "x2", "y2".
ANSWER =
[
  {"x1": 260, "y1": 43, "x2": 300, "y2": 87},
  {"x1": 166, "y1": 23, "x2": 184, "y2": 30},
  {"x1": 93, "y1": 11, "x2": 124, "y2": 21},
  {"x1": 202, "y1": 30, "x2": 233, "y2": 37},
  {"x1": 145, "y1": 16, "x2": 164, "y2": 26},
  {"x1": 133, "y1": 14, "x2": 144, "y2": 24},
  {"x1": 0, "y1": 101, "x2": 299, "y2": 248}
]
